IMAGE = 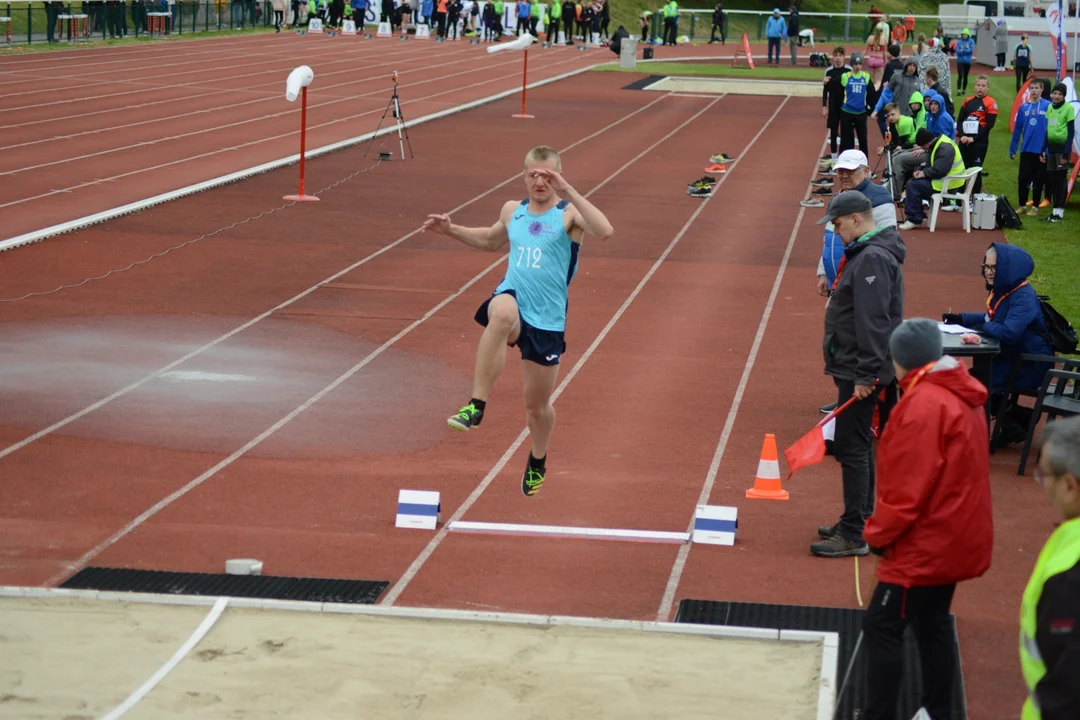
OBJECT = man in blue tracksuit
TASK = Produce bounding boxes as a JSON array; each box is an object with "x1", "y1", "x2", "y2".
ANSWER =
[
  {"x1": 1010, "y1": 80, "x2": 1051, "y2": 216},
  {"x1": 765, "y1": 8, "x2": 787, "y2": 64},
  {"x1": 954, "y1": 28, "x2": 974, "y2": 94}
]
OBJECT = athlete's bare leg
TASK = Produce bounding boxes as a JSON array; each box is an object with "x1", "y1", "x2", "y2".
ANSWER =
[
  {"x1": 472, "y1": 293, "x2": 521, "y2": 401},
  {"x1": 522, "y1": 359, "x2": 559, "y2": 459}
]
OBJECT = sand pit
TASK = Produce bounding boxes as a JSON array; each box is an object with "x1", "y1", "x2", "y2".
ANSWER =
[
  {"x1": 641, "y1": 76, "x2": 823, "y2": 97},
  {"x1": 1, "y1": 591, "x2": 836, "y2": 720}
]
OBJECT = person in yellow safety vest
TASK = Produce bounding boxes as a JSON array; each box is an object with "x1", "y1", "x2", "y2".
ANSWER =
[
  {"x1": 898, "y1": 128, "x2": 964, "y2": 230},
  {"x1": 1021, "y1": 415, "x2": 1080, "y2": 720},
  {"x1": 661, "y1": 0, "x2": 677, "y2": 46},
  {"x1": 548, "y1": 0, "x2": 561, "y2": 43},
  {"x1": 529, "y1": 0, "x2": 541, "y2": 36}
]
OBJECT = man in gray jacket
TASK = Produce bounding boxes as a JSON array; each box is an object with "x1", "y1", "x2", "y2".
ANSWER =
[{"x1": 812, "y1": 192, "x2": 906, "y2": 558}]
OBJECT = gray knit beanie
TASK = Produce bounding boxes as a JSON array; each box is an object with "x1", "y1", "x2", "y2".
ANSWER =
[{"x1": 890, "y1": 318, "x2": 943, "y2": 372}]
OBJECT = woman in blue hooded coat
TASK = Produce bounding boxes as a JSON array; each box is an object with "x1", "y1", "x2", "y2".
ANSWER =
[{"x1": 943, "y1": 242, "x2": 1054, "y2": 444}]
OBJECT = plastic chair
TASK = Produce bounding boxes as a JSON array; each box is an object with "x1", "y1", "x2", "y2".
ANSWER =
[
  {"x1": 928, "y1": 166, "x2": 982, "y2": 233},
  {"x1": 1017, "y1": 368, "x2": 1080, "y2": 475}
]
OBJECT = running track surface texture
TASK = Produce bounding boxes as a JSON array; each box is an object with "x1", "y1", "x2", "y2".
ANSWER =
[
  {"x1": 0, "y1": 38, "x2": 1052, "y2": 720},
  {"x1": 0, "y1": 32, "x2": 761, "y2": 242}
]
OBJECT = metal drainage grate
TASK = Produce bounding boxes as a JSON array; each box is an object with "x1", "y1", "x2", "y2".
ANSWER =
[
  {"x1": 60, "y1": 567, "x2": 389, "y2": 605},
  {"x1": 675, "y1": 599, "x2": 967, "y2": 720}
]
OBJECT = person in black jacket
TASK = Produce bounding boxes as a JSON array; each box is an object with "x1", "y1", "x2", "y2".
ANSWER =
[
  {"x1": 813, "y1": 191, "x2": 906, "y2": 558},
  {"x1": 822, "y1": 47, "x2": 851, "y2": 160},
  {"x1": 709, "y1": 2, "x2": 724, "y2": 44}
]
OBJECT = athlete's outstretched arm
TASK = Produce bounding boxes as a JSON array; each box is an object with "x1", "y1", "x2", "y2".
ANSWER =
[
  {"x1": 421, "y1": 202, "x2": 514, "y2": 251},
  {"x1": 533, "y1": 169, "x2": 614, "y2": 241}
]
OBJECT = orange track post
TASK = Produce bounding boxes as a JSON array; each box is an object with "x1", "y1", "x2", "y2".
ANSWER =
[
  {"x1": 283, "y1": 86, "x2": 320, "y2": 202},
  {"x1": 511, "y1": 48, "x2": 534, "y2": 119}
]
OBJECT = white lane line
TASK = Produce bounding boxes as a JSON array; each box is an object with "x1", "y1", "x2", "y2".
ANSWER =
[
  {"x1": 99, "y1": 597, "x2": 229, "y2": 720},
  {"x1": 655, "y1": 100, "x2": 821, "y2": 623},
  {"x1": 0, "y1": 92, "x2": 668, "y2": 461},
  {"x1": 379, "y1": 94, "x2": 752, "y2": 608}
]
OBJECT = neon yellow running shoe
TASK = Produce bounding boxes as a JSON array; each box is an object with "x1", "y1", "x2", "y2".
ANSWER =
[
  {"x1": 447, "y1": 403, "x2": 483, "y2": 431},
  {"x1": 521, "y1": 465, "x2": 545, "y2": 497}
]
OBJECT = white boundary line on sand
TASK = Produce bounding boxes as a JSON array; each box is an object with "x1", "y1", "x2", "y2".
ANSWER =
[
  {"x1": 0, "y1": 62, "x2": 595, "y2": 253},
  {"x1": 654, "y1": 131, "x2": 828, "y2": 625},
  {"x1": 0, "y1": 585, "x2": 838, "y2": 719},
  {"x1": 99, "y1": 597, "x2": 230, "y2": 720},
  {"x1": 381, "y1": 95, "x2": 788, "y2": 609},
  {"x1": 0, "y1": 91, "x2": 670, "y2": 464}
]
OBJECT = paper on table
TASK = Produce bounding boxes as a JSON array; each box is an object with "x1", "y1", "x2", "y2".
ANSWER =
[{"x1": 938, "y1": 322, "x2": 977, "y2": 335}]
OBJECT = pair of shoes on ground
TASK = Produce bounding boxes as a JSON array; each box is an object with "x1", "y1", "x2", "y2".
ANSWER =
[
  {"x1": 811, "y1": 523, "x2": 870, "y2": 557},
  {"x1": 688, "y1": 174, "x2": 717, "y2": 198},
  {"x1": 447, "y1": 403, "x2": 545, "y2": 497}
]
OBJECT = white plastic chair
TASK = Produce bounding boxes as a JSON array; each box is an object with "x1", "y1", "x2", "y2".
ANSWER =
[{"x1": 928, "y1": 166, "x2": 983, "y2": 233}]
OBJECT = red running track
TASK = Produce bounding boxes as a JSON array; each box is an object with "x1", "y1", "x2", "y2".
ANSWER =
[{"x1": 0, "y1": 64, "x2": 1050, "y2": 719}]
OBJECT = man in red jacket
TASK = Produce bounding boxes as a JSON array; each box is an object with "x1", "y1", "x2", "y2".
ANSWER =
[{"x1": 861, "y1": 317, "x2": 994, "y2": 720}]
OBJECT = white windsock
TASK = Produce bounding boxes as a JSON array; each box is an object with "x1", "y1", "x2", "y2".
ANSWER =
[
  {"x1": 285, "y1": 65, "x2": 315, "y2": 102},
  {"x1": 486, "y1": 32, "x2": 535, "y2": 54}
]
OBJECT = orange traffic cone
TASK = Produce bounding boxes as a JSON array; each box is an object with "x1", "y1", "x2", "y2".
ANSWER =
[{"x1": 746, "y1": 433, "x2": 789, "y2": 500}]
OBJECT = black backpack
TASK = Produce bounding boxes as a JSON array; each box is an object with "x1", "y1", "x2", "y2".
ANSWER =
[
  {"x1": 996, "y1": 196, "x2": 1023, "y2": 229},
  {"x1": 1035, "y1": 296, "x2": 1079, "y2": 355}
]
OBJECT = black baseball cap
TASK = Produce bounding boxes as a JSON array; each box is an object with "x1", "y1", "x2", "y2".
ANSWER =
[{"x1": 816, "y1": 191, "x2": 872, "y2": 225}]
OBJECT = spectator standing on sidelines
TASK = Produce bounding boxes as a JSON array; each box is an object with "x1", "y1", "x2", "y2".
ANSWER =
[
  {"x1": 514, "y1": 0, "x2": 529, "y2": 33},
  {"x1": 955, "y1": 28, "x2": 975, "y2": 94},
  {"x1": 993, "y1": 19, "x2": 1009, "y2": 70},
  {"x1": 765, "y1": 8, "x2": 787, "y2": 64},
  {"x1": 1010, "y1": 79, "x2": 1051, "y2": 217},
  {"x1": 710, "y1": 1, "x2": 724, "y2": 44},
  {"x1": 1043, "y1": 82, "x2": 1076, "y2": 224},
  {"x1": 1021, "y1": 415, "x2": 1080, "y2": 720},
  {"x1": 822, "y1": 47, "x2": 852, "y2": 161},
  {"x1": 787, "y1": 5, "x2": 800, "y2": 65},
  {"x1": 811, "y1": 191, "x2": 906, "y2": 558},
  {"x1": 861, "y1": 318, "x2": 993, "y2": 720},
  {"x1": 639, "y1": 8, "x2": 652, "y2": 43},
  {"x1": 957, "y1": 75, "x2": 998, "y2": 195},
  {"x1": 661, "y1": 0, "x2": 678, "y2": 46},
  {"x1": 839, "y1": 53, "x2": 871, "y2": 154},
  {"x1": 1015, "y1": 35, "x2": 1032, "y2": 91}
]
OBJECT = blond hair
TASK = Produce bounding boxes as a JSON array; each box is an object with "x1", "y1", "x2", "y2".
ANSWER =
[{"x1": 524, "y1": 145, "x2": 562, "y2": 171}]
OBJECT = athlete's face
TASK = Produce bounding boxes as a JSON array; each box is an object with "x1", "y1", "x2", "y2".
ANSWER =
[
  {"x1": 1051, "y1": 89, "x2": 1064, "y2": 104},
  {"x1": 524, "y1": 159, "x2": 560, "y2": 201},
  {"x1": 1029, "y1": 83, "x2": 1042, "y2": 101},
  {"x1": 975, "y1": 79, "x2": 988, "y2": 97},
  {"x1": 886, "y1": 108, "x2": 901, "y2": 124}
]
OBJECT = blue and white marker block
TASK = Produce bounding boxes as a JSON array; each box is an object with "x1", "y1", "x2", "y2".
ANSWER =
[
  {"x1": 395, "y1": 490, "x2": 441, "y2": 530},
  {"x1": 692, "y1": 505, "x2": 738, "y2": 546}
]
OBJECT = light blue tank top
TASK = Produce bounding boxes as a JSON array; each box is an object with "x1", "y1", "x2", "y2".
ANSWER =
[{"x1": 495, "y1": 199, "x2": 579, "y2": 332}]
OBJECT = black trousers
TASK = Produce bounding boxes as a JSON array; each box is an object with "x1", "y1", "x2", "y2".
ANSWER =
[
  {"x1": 1017, "y1": 151, "x2": 1045, "y2": 206},
  {"x1": 955, "y1": 62, "x2": 971, "y2": 93},
  {"x1": 1015, "y1": 66, "x2": 1030, "y2": 92},
  {"x1": 863, "y1": 582, "x2": 958, "y2": 720},
  {"x1": 840, "y1": 111, "x2": 868, "y2": 155},
  {"x1": 959, "y1": 139, "x2": 988, "y2": 194},
  {"x1": 833, "y1": 378, "x2": 877, "y2": 541},
  {"x1": 1047, "y1": 144, "x2": 1069, "y2": 209},
  {"x1": 827, "y1": 109, "x2": 842, "y2": 155}
]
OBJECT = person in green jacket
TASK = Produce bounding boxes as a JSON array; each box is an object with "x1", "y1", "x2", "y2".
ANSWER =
[
  {"x1": 661, "y1": 0, "x2": 677, "y2": 46},
  {"x1": 1021, "y1": 415, "x2": 1080, "y2": 719},
  {"x1": 548, "y1": 0, "x2": 561, "y2": 43},
  {"x1": 1042, "y1": 82, "x2": 1076, "y2": 224}
]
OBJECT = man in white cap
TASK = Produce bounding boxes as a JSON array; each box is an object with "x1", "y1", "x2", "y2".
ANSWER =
[{"x1": 814, "y1": 149, "x2": 897, "y2": 417}]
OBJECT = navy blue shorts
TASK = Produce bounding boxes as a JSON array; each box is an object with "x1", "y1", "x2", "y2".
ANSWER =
[{"x1": 474, "y1": 290, "x2": 566, "y2": 366}]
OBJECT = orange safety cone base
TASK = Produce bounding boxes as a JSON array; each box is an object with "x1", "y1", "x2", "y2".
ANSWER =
[{"x1": 746, "y1": 486, "x2": 790, "y2": 500}]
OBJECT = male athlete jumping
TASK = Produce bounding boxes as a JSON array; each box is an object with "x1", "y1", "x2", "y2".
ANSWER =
[{"x1": 421, "y1": 146, "x2": 614, "y2": 497}]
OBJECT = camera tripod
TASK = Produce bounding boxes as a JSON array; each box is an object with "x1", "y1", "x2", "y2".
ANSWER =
[{"x1": 366, "y1": 71, "x2": 414, "y2": 161}]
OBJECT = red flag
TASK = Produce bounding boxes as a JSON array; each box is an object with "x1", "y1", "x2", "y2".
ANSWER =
[{"x1": 783, "y1": 396, "x2": 857, "y2": 480}]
